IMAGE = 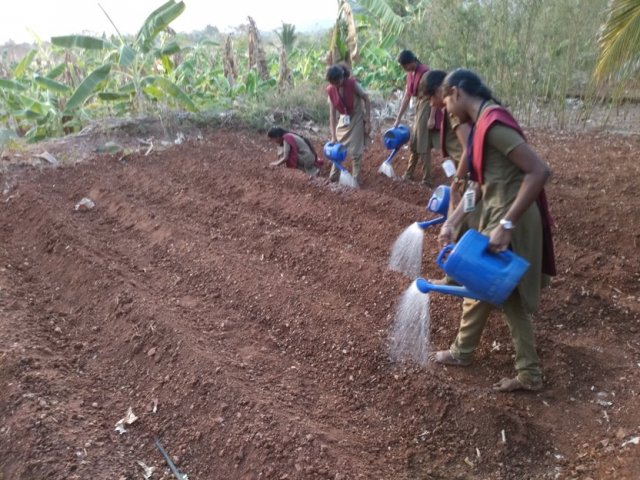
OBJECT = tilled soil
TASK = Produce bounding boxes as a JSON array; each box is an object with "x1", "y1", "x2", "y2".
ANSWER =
[{"x1": 1, "y1": 127, "x2": 639, "y2": 479}]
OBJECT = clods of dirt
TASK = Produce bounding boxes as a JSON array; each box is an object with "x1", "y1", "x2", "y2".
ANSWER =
[{"x1": 1, "y1": 126, "x2": 639, "y2": 479}]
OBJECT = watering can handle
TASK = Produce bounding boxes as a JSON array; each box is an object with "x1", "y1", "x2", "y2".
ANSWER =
[
  {"x1": 491, "y1": 248, "x2": 514, "y2": 263},
  {"x1": 436, "y1": 244, "x2": 455, "y2": 269}
]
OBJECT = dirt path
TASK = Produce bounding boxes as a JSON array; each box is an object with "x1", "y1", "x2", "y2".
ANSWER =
[{"x1": 1, "y1": 127, "x2": 639, "y2": 479}]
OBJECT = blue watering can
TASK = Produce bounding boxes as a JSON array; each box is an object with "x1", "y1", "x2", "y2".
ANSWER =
[
  {"x1": 323, "y1": 141, "x2": 358, "y2": 187},
  {"x1": 323, "y1": 141, "x2": 347, "y2": 163},
  {"x1": 379, "y1": 125, "x2": 410, "y2": 177},
  {"x1": 383, "y1": 124, "x2": 410, "y2": 150},
  {"x1": 417, "y1": 185, "x2": 450, "y2": 230},
  {"x1": 414, "y1": 229, "x2": 530, "y2": 305}
]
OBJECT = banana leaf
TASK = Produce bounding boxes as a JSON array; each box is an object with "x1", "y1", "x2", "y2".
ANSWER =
[
  {"x1": 0, "y1": 79, "x2": 28, "y2": 91},
  {"x1": 51, "y1": 35, "x2": 112, "y2": 50},
  {"x1": 119, "y1": 82, "x2": 137, "y2": 94},
  {"x1": 34, "y1": 75, "x2": 70, "y2": 94},
  {"x1": 143, "y1": 84, "x2": 164, "y2": 99},
  {"x1": 14, "y1": 109, "x2": 42, "y2": 120},
  {"x1": 135, "y1": 1, "x2": 186, "y2": 54},
  {"x1": 64, "y1": 64, "x2": 112, "y2": 113},
  {"x1": 119, "y1": 45, "x2": 136, "y2": 67},
  {"x1": 14, "y1": 49, "x2": 37, "y2": 78},
  {"x1": 18, "y1": 94, "x2": 54, "y2": 116},
  {"x1": 356, "y1": 0, "x2": 406, "y2": 37},
  {"x1": 152, "y1": 77, "x2": 197, "y2": 112},
  {"x1": 24, "y1": 125, "x2": 49, "y2": 143},
  {"x1": 157, "y1": 41, "x2": 181, "y2": 56},
  {"x1": 160, "y1": 55, "x2": 174, "y2": 74},
  {"x1": 98, "y1": 92, "x2": 133, "y2": 101},
  {"x1": 47, "y1": 63, "x2": 67, "y2": 79}
]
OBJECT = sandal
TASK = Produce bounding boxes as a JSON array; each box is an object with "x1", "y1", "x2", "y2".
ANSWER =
[
  {"x1": 492, "y1": 376, "x2": 542, "y2": 392},
  {"x1": 429, "y1": 350, "x2": 472, "y2": 366}
]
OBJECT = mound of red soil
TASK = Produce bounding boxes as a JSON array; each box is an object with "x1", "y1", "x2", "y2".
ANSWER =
[{"x1": 1, "y1": 127, "x2": 639, "y2": 479}]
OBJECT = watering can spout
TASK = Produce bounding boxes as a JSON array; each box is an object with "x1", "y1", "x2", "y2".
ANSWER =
[
  {"x1": 414, "y1": 278, "x2": 481, "y2": 301},
  {"x1": 417, "y1": 217, "x2": 446, "y2": 230}
]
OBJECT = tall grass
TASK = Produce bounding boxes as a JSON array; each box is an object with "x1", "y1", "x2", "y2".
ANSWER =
[{"x1": 403, "y1": 0, "x2": 609, "y2": 128}]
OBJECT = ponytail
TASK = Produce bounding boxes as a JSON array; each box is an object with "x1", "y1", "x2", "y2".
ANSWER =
[
  {"x1": 445, "y1": 69, "x2": 501, "y2": 105},
  {"x1": 398, "y1": 49, "x2": 419, "y2": 66},
  {"x1": 267, "y1": 127, "x2": 288, "y2": 139}
]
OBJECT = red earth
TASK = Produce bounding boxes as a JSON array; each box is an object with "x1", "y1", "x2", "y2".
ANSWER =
[{"x1": 1, "y1": 124, "x2": 639, "y2": 480}]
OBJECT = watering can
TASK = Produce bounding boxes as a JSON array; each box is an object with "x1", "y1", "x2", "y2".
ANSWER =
[
  {"x1": 414, "y1": 229, "x2": 530, "y2": 305},
  {"x1": 379, "y1": 125, "x2": 410, "y2": 177},
  {"x1": 323, "y1": 141, "x2": 347, "y2": 163},
  {"x1": 417, "y1": 185, "x2": 450, "y2": 230},
  {"x1": 323, "y1": 141, "x2": 358, "y2": 187},
  {"x1": 383, "y1": 124, "x2": 410, "y2": 150}
]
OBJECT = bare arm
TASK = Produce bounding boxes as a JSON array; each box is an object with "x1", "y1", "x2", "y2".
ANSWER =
[
  {"x1": 394, "y1": 91, "x2": 411, "y2": 127},
  {"x1": 329, "y1": 102, "x2": 338, "y2": 143},
  {"x1": 438, "y1": 181, "x2": 481, "y2": 245},
  {"x1": 446, "y1": 122, "x2": 471, "y2": 206},
  {"x1": 427, "y1": 106, "x2": 436, "y2": 130},
  {"x1": 453, "y1": 123, "x2": 471, "y2": 179},
  {"x1": 270, "y1": 142, "x2": 290, "y2": 166}
]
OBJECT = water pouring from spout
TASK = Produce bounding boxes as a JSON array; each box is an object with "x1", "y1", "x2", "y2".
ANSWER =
[
  {"x1": 389, "y1": 280, "x2": 431, "y2": 365},
  {"x1": 378, "y1": 125, "x2": 410, "y2": 179},
  {"x1": 388, "y1": 186, "x2": 451, "y2": 278}
]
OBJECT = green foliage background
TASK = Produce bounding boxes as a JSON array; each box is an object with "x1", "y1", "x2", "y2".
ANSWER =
[{"x1": 1, "y1": 0, "x2": 637, "y2": 144}]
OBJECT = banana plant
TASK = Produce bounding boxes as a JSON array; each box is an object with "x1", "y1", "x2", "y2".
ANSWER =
[
  {"x1": 48, "y1": 0, "x2": 196, "y2": 125},
  {"x1": 0, "y1": 48, "x2": 65, "y2": 141},
  {"x1": 328, "y1": 0, "x2": 360, "y2": 66}
]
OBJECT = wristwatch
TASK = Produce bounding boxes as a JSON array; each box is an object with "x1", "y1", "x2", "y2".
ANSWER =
[{"x1": 499, "y1": 218, "x2": 515, "y2": 230}]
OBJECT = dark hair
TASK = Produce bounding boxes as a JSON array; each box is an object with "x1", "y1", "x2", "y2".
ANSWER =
[
  {"x1": 267, "y1": 127, "x2": 318, "y2": 160},
  {"x1": 397, "y1": 49, "x2": 419, "y2": 66},
  {"x1": 424, "y1": 70, "x2": 447, "y2": 97},
  {"x1": 443, "y1": 68, "x2": 501, "y2": 105},
  {"x1": 267, "y1": 127, "x2": 287, "y2": 139},
  {"x1": 326, "y1": 64, "x2": 350, "y2": 83}
]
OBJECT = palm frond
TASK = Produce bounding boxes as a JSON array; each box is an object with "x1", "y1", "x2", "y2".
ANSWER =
[{"x1": 594, "y1": 0, "x2": 640, "y2": 82}]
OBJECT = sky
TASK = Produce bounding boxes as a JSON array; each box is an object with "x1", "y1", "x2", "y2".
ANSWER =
[{"x1": 0, "y1": 0, "x2": 337, "y2": 44}]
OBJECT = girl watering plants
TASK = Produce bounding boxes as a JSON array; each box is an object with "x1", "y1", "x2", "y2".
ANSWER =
[
  {"x1": 430, "y1": 69, "x2": 556, "y2": 392},
  {"x1": 425, "y1": 70, "x2": 472, "y2": 210},
  {"x1": 325, "y1": 64, "x2": 371, "y2": 185},
  {"x1": 393, "y1": 50, "x2": 441, "y2": 187},
  {"x1": 267, "y1": 127, "x2": 323, "y2": 177},
  {"x1": 423, "y1": 69, "x2": 478, "y2": 285}
]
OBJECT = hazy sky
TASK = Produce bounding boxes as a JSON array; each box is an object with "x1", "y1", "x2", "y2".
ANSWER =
[{"x1": 1, "y1": 0, "x2": 337, "y2": 43}]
